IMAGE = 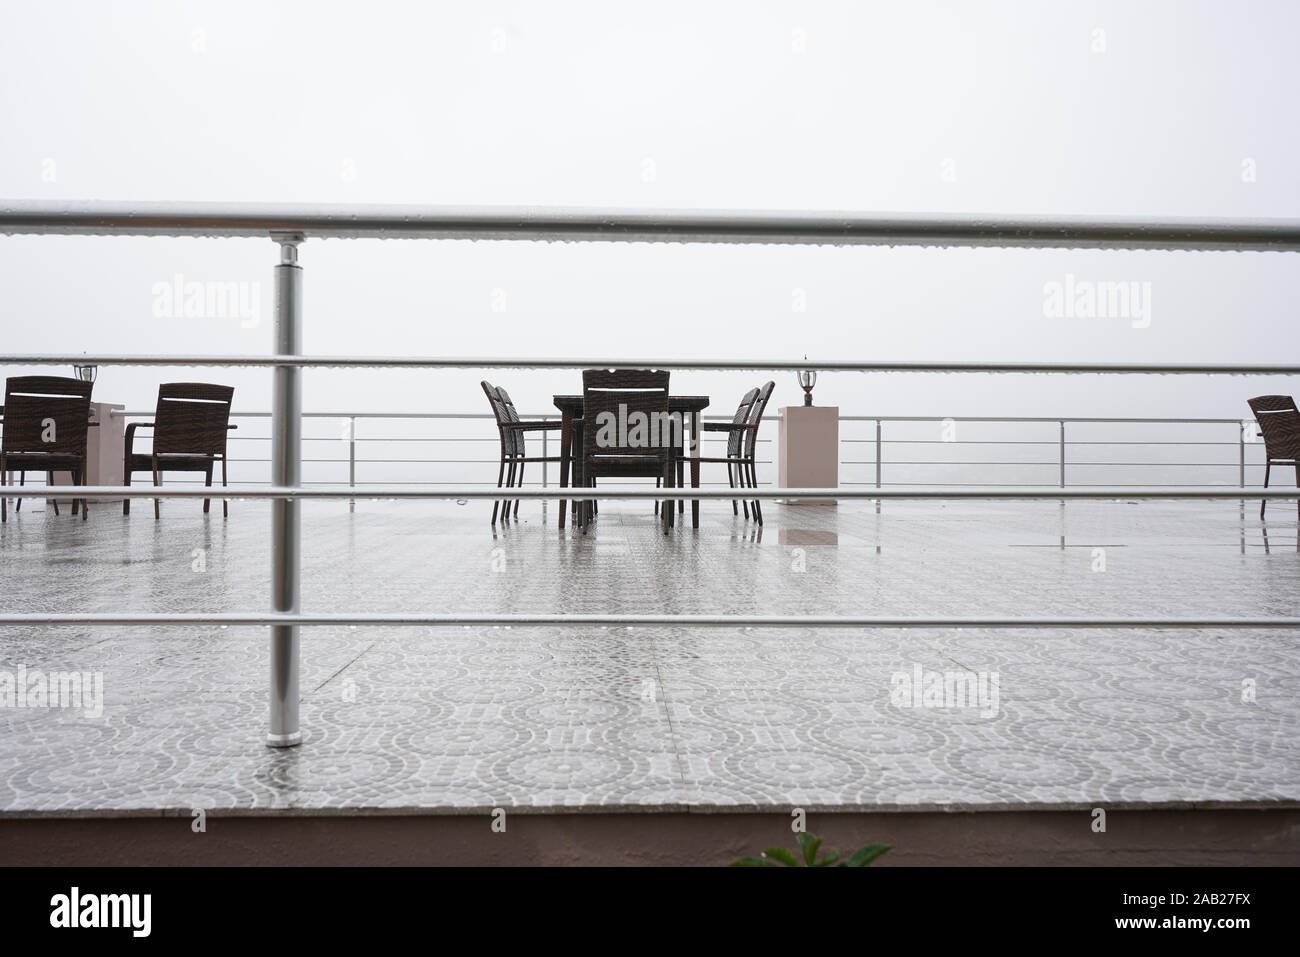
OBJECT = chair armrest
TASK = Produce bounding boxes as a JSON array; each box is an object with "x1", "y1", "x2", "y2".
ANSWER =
[
  {"x1": 124, "y1": 421, "x2": 155, "y2": 456},
  {"x1": 700, "y1": 422, "x2": 738, "y2": 432},
  {"x1": 504, "y1": 421, "x2": 563, "y2": 431},
  {"x1": 228, "y1": 424, "x2": 238, "y2": 430}
]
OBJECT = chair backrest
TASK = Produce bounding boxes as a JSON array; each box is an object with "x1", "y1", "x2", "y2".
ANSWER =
[
  {"x1": 152, "y1": 383, "x2": 234, "y2": 456},
  {"x1": 582, "y1": 369, "x2": 673, "y2": 462},
  {"x1": 743, "y1": 381, "x2": 776, "y2": 458},
  {"x1": 481, "y1": 381, "x2": 507, "y2": 451},
  {"x1": 496, "y1": 387, "x2": 527, "y2": 456},
  {"x1": 1, "y1": 376, "x2": 93, "y2": 457},
  {"x1": 1248, "y1": 395, "x2": 1300, "y2": 461},
  {"x1": 727, "y1": 387, "x2": 760, "y2": 457}
]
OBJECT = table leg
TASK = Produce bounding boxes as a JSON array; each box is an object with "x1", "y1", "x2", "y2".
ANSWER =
[
  {"x1": 571, "y1": 419, "x2": 584, "y2": 525},
  {"x1": 690, "y1": 409, "x2": 701, "y2": 528},
  {"x1": 558, "y1": 410, "x2": 572, "y2": 529}
]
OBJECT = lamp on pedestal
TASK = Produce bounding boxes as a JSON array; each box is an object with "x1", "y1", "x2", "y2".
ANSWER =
[{"x1": 797, "y1": 359, "x2": 817, "y2": 407}]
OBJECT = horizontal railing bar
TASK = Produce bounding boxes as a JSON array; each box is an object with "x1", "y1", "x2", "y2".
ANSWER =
[
  {"x1": 112, "y1": 410, "x2": 754, "y2": 422},
  {"x1": 115, "y1": 409, "x2": 1252, "y2": 426},
  {"x1": 3, "y1": 355, "x2": 1298, "y2": 374},
  {"x1": 864, "y1": 482, "x2": 1267, "y2": 488},
  {"x1": 839, "y1": 415, "x2": 1251, "y2": 423},
  {"x1": 1, "y1": 613, "x2": 1296, "y2": 629},
  {"x1": 111, "y1": 410, "x2": 501, "y2": 420},
  {"x1": 5, "y1": 201, "x2": 1299, "y2": 250},
  {"x1": 7, "y1": 484, "x2": 1291, "y2": 500},
  {"x1": 841, "y1": 461, "x2": 1254, "y2": 467},
  {"x1": 865, "y1": 439, "x2": 1251, "y2": 446},
  {"x1": 845, "y1": 460, "x2": 1056, "y2": 466}
]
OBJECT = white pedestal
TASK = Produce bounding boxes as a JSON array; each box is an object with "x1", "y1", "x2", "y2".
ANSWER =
[{"x1": 777, "y1": 405, "x2": 838, "y2": 505}]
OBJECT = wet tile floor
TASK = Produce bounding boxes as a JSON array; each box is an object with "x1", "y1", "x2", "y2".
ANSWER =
[{"x1": 1, "y1": 495, "x2": 1297, "y2": 814}]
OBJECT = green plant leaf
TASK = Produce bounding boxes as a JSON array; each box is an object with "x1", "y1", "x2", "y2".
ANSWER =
[
  {"x1": 730, "y1": 857, "x2": 774, "y2": 867},
  {"x1": 841, "y1": 843, "x2": 892, "y2": 867},
  {"x1": 797, "y1": 833, "x2": 823, "y2": 866},
  {"x1": 763, "y1": 846, "x2": 802, "y2": 867},
  {"x1": 815, "y1": 849, "x2": 840, "y2": 867}
]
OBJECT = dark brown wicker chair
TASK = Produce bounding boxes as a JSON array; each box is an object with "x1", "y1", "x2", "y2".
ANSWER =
[
  {"x1": 688, "y1": 386, "x2": 760, "y2": 519},
  {"x1": 1, "y1": 376, "x2": 94, "y2": 522},
  {"x1": 124, "y1": 383, "x2": 235, "y2": 519},
  {"x1": 1248, "y1": 395, "x2": 1300, "y2": 518},
  {"x1": 482, "y1": 381, "x2": 562, "y2": 524},
  {"x1": 580, "y1": 369, "x2": 676, "y2": 533},
  {"x1": 739, "y1": 381, "x2": 776, "y2": 524}
]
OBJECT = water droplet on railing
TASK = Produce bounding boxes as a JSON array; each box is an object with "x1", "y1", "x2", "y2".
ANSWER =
[{"x1": 455, "y1": 499, "x2": 467, "y2": 506}]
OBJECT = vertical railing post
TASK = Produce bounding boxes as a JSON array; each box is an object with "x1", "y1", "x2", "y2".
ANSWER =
[
  {"x1": 268, "y1": 233, "x2": 303, "y2": 748},
  {"x1": 348, "y1": 415, "x2": 357, "y2": 511},
  {"x1": 1059, "y1": 420, "x2": 1066, "y2": 488},
  {"x1": 875, "y1": 418, "x2": 882, "y2": 513},
  {"x1": 1238, "y1": 419, "x2": 1247, "y2": 527},
  {"x1": 1058, "y1": 420, "x2": 1067, "y2": 538},
  {"x1": 875, "y1": 419, "x2": 882, "y2": 490},
  {"x1": 542, "y1": 417, "x2": 549, "y2": 488},
  {"x1": 1238, "y1": 421, "x2": 1246, "y2": 489}
]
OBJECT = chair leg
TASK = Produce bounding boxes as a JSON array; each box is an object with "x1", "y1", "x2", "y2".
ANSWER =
[
  {"x1": 728, "y1": 462, "x2": 738, "y2": 515},
  {"x1": 221, "y1": 455, "x2": 228, "y2": 519},
  {"x1": 153, "y1": 457, "x2": 162, "y2": 520},
  {"x1": 15, "y1": 471, "x2": 23, "y2": 513},
  {"x1": 662, "y1": 461, "x2": 673, "y2": 534},
  {"x1": 1261, "y1": 461, "x2": 1270, "y2": 519},
  {"x1": 203, "y1": 464, "x2": 213, "y2": 514},
  {"x1": 122, "y1": 464, "x2": 131, "y2": 515},
  {"x1": 70, "y1": 470, "x2": 78, "y2": 515},
  {"x1": 654, "y1": 477, "x2": 660, "y2": 515},
  {"x1": 514, "y1": 460, "x2": 524, "y2": 519},
  {"x1": 748, "y1": 460, "x2": 762, "y2": 525},
  {"x1": 1, "y1": 459, "x2": 7, "y2": 523},
  {"x1": 492, "y1": 458, "x2": 505, "y2": 524},
  {"x1": 580, "y1": 475, "x2": 592, "y2": 533},
  {"x1": 48, "y1": 471, "x2": 62, "y2": 516},
  {"x1": 677, "y1": 459, "x2": 684, "y2": 514},
  {"x1": 73, "y1": 468, "x2": 88, "y2": 520},
  {"x1": 505, "y1": 459, "x2": 514, "y2": 521}
]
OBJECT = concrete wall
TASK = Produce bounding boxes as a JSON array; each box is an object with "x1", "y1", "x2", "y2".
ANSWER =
[{"x1": 4, "y1": 808, "x2": 1297, "y2": 866}]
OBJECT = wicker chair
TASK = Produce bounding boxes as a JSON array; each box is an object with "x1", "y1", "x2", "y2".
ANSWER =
[
  {"x1": 580, "y1": 369, "x2": 676, "y2": 533},
  {"x1": 482, "y1": 381, "x2": 562, "y2": 524},
  {"x1": 689, "y1": 386, "x2": 760, "y2": 518},
  {"x1": 1, "y1": 376, "x2": 94, "y2": 522},
  {"x1": 1248, "y1": 395, "x2": 1300, "y2": 518},
  {"x1": 123, "y1": 383, "x2": 235, "y2": 519},
  {"x1": 739, "y1": 381, "x2": 776, "y2": 524}
]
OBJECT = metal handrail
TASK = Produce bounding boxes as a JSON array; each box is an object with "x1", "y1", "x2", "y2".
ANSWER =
[
  {"x1": 9, "y1": 485, "x2": 1293, "y2": 500},
  {"x1": 5, "y1": 200, "x2": 1300, "y2": 249},
  {"x1": 4, "y1": 354, "x2": 1300, "y2": 374},
  {"x1": 3, "y1": 613, "x2": 1297, "y2": 630}
]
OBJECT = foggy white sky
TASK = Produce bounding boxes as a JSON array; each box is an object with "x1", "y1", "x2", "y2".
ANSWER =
[{"x1": 2, "y1": 0, "x2": 1297, "y2": 435}]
